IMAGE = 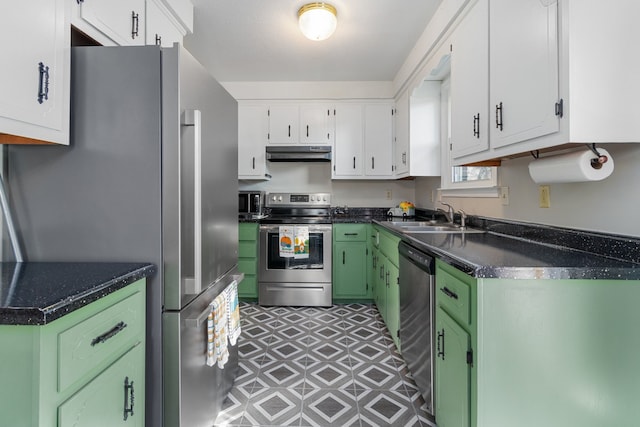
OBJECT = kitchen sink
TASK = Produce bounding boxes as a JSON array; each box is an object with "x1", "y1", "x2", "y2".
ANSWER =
[{"x1": 385, "y1": 221, "x2": 485, "y2": 234}]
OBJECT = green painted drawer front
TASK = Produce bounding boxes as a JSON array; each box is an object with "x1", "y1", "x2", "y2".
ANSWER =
[
  {"x1": 436, "y1": 265, "x2": 471, "y2": 326},
  {"x1": 238, "y1": 259, "x2": 257, "y2": 274},
  {"x1": 239, "y1": 223, "x2": 258, "y2": 240},
  {"x1": 334, "y1": 224, "x2": 367, "y2": 242},
  {"x1": 377, "y1": 227, "x2": 400, "y2": 267},
  {"x1": 238, "y1": 222, "x2": 259, "y2": 299},
  {"x1": 58, "y1": 289, "x2": 145, "y2": 392},
  {"x1": 58, "y1": 344, "x2": 144, "y2": 427},
  {"x1": 238, "y1": 241, "x2": 257, "y2": 259}
]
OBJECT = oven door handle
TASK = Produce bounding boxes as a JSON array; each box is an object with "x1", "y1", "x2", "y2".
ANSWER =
[{"x1": 260, "y1": 224, "x2": 331, "y2": 233}]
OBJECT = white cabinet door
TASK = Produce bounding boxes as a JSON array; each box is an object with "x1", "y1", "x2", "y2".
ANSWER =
[
  {"x1": 364, "y1": 104, "x2": 393, "y2": 177},
  {"x1": 268, "y1": 104, "x2": 299, "y2": 144},
  {"x1": 76, "y1": 0, "x2": 146, "y2": 46},
  {"x1": 451, "y1": 0, "x2": 489, "y2": 158},
  {"x1": 146, "y1": 0, "x2": 183, "y2": 47},
  {"x1": 333, "y1": 104, "x2": 363, "y2": 177},
  {"x1": 238, "y1": 104, "x2": 269, "y2": 179},
  {"x1": 0, "y1": 0, "x2": 69, "y2": 145},
  {"x1": 394, "y1": 91, "x2": 410, "y2": 177},
  {"x1": 300, "y1": 104, "x2": 333, "y2": 144},
  {"x1": 489, "y1": 0, "x2": 559, "y2": 148}
]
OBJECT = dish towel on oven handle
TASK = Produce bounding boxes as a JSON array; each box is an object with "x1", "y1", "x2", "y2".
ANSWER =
[
  {"x1": 294, "y1": 226, "x2": 309, "y2": 259},
  {"x1": 279, "y1": 226, "x2": 295, "y2": 257}
]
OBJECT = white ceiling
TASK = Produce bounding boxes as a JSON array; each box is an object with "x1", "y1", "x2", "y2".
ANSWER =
[{"x1": 184, "y1": 0, "x2": 442, "y2": 83}]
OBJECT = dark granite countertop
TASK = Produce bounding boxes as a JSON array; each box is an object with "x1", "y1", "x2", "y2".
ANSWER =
[
  {"x1": 373, "y1": 218, "x2": 640, "y2": 280},
  {"x1": 0, "y1": 262, "x2": 156, "y2": 326}
]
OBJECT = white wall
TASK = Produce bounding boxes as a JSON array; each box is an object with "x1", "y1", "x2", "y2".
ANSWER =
[
  {"x1": 239, "y1": 162, "x2": 416, "y2": 208},
  {"x1": 415, "y1": 144, "x2": 640, "y2": 237}
]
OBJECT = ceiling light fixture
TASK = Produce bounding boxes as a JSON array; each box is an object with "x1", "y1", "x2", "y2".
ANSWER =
[{"x1": 298, "y1": 3, "x2": 338, "y2": 41}]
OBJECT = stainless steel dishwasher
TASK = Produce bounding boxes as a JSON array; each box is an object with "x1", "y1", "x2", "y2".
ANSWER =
[{"x1": 399, "y1": 241, "x2": 435, "y2": 418}]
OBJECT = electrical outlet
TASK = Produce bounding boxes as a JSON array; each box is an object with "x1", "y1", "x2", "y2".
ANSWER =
[
  {"x1": 500, "y1": 186, "x2": 509, "y2": 206},
  {"x1": 430, "y1": 190, "x2": 435, "y2": 203},
  {"x1": 539, "y1": 185, "x2": 551, "y2": 208},
  {"x1": 386, "y1": 190, "x2": 392, "y2": 200}
]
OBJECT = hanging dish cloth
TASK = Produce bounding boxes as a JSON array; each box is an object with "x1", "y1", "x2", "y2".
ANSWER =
[
  {"x1": 206, "y1": 291, "x2": 229, "y2": 368},
  {"x1": 293, "y1": 226, "x2": 309, "y2": 259},
  {"x1": 279, "y1": 226, "x2": 294, "y2": 258},
  {"x1": 226, "y1": 280, "x2": 241, "y2": 346}
]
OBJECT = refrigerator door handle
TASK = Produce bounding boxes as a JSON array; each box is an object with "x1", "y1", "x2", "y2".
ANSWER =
[{"x1": 181, "y1": 109, "x2": 203, "y2": 295}]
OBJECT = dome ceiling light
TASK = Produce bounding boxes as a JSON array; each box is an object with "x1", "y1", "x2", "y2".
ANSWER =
[{"x1": 298, "y1": 3, "x2": 338, "y2": 41}]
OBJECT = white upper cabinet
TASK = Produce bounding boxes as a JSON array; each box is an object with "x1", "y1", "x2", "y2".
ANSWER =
[
  {"x1": 394, "y1": 91, "x2": 410, "y2": 177},
  {"x1": 73, "y1": 0, "x2": 146, "y2": 46},
  {"x1": 333, "y1": 104, "x2": 363, "y2": 177},
  {"x1": 489, "y1": 0, "x2": 560, "y2": 149},
  {"x1": 0, "y1": 0, "x2": 70, "y2": 145},
  {"x1": 268, "y1": 104, "x2": 299, "y2": 144},
  {"x1": 333, "y1": 102, "x2": 394, "y2": 180},
  {"x1": 451, "y1": 0, "x2": 640, "y2": 165},
  {"x1": 267, "y1": 103, "x2": 333, "y2": 145},
  {"x1": 238, "y1": 103, "x2": 270, "y2": 180},
  {"x1": 450, "y1": 0, "x2": 489, "y2": 158},
  {"x1": 299, "y1": 104, "x2": 334, "y2": 144},
  {"x1": 146, "y1": 0, "x2": 184, "y2": 47},
  {"x1": 364, "y1": 104, "x2": 394, "y2": 177}
]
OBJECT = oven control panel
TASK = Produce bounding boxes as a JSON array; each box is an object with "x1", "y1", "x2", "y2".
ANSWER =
[{"x1": 266, "y1": 192, "x2": 331, "y2": 207}]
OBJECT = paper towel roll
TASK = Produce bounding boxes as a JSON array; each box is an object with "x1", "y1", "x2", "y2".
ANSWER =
[{"x1": 528, "y1": 148, "x2": 614, "y2": 184}]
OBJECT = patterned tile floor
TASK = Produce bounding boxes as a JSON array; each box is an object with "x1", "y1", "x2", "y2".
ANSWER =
[{"x1": 214, "y1": 302, "x2": 436, "y2": 427}]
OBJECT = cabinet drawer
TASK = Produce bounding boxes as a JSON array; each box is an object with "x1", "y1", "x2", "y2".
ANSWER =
[
  {"x1": 58, "y1": 290, "x2": 144, "y2": 392},
  {"x1": 378, "y1": 228, "x2": 400, "y2": 267},
  {"x1": 239, "y1": 223, "x2": 258, "y2": 241},
  {"x1": 334, "y1": 224, "x2": 367, "y2": 242},
  {"x1": 238, "y1": 259, "x2": 258, "y2": 275},
  {"x1": 239, "y1": 240, "x2": 258, "y2": 258},
  {"x1": 436, "y1": 267, "x2": 471, "y2": 326}
]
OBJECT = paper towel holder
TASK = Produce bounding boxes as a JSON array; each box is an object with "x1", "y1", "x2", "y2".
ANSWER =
[
  {"x1": 530, "y1": 144, "x2": 608, "y2": 170},
  {"x1": 587, "y1": 143, "x2": 608, "y2": 170}
]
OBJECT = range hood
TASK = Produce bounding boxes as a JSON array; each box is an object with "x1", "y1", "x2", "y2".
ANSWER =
[{"x1": 266, "y1": 145, "x2": 332, "y2": 162}]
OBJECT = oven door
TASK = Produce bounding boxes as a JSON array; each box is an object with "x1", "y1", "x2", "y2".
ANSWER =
[{"x1": 259, "y1": 224, "x2": 332, "y2": 284}]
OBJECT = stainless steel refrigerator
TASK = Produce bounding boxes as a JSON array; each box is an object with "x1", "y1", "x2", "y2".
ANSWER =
[{"x1": 6, "y1": 45, "x2": 240, "y2": 427}]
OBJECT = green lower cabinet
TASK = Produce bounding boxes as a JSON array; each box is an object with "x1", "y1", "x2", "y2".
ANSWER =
[
  {"x1": 333, "y1": 241, "x2": 368, "y2": 299},
  {"x1": 332, "y1": 224, "x2": 371, "y2": 302},
  {"x1": 370, "y1": 224, "x2": 401, "y2": 352},
  {"x1": 435, "y1": 306, "x2": 471, "y2": 427},
  {"x1": 0, "y1": 279, "x2": 146, "y2": 427},
  {"x1": 435, "y1": 260, "x2": 477, "y2": 427},
  {"x1": 238, "y1": 222, "x2": 259, "y2": 300},
  {"x1": 58, "y1": 344, "x2": 144, "y2": 426}
]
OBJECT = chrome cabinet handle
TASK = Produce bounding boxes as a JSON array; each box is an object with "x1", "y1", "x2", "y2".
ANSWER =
[{"x1": 495, "y1": 102, "x2": 503, "y2": 131}]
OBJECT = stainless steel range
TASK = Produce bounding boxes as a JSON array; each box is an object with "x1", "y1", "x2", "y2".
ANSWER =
[{"x1": 259, "y1": 192, "x2": 332, "y2": 306}]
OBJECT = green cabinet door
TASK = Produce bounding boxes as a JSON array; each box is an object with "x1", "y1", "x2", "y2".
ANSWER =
[
  {"x1": 333, "y1": 241, "x2": 368, "y2": 299},
  {"x1": 435, "y1": 306, "x2": 471, "y2": 427},
  {"x1": 238, "y1": 222, "x2": 259, "y2": 300},
  {"x1": 385, "y1": 260, "x2": 401, "y2": 352},
  {"x1": 58, "y1": 344, "x2": 145, "y2": 426},
  {"x1": 332, "y1": 224, "x2": 371, "y2": 302}
]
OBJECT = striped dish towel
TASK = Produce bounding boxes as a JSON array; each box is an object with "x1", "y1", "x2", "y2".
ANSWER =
[
  {"x1": 206, "y1": 292, "x2": 229, "y2": 368},
  {"x1": 226, "y1": 280, "x2": 241, "y2": 346}
]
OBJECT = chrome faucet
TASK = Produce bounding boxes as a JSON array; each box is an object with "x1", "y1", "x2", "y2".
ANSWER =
[
  {"x1": 437, "y1": 202, "x2": 455, "y2": 224},
  {"x1": 458, "y1": 209, "x2": 467, "y2": 229}
]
